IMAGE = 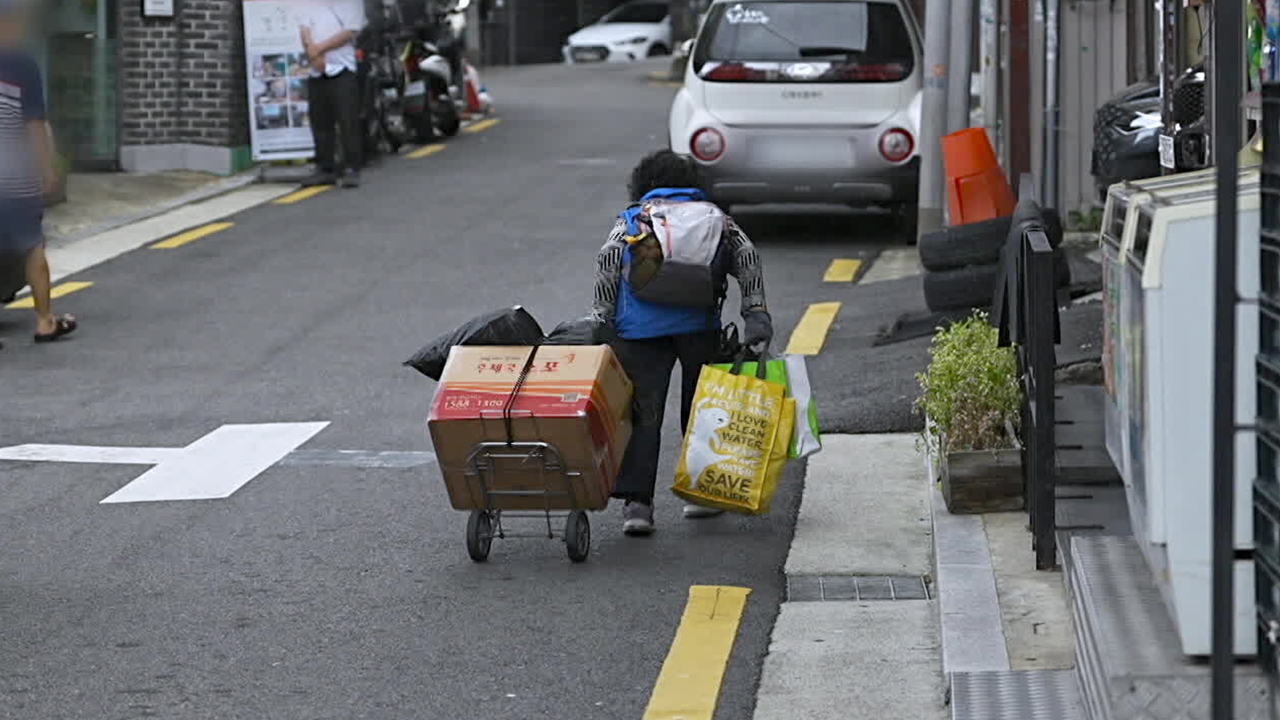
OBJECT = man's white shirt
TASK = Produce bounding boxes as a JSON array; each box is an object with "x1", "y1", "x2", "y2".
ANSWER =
[{"x1": 305, "y1": 0, "x2": 367, "y2": 78}]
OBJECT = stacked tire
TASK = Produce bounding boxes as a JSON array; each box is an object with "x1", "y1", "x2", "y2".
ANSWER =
[{"x1": 919, "y1": 210, "x2": 1068, "y2": 313}]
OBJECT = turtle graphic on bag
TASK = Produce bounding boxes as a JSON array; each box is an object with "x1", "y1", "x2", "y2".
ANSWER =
[{"x1": 623, "y1": 199, "x2": 728, "y2": 308}]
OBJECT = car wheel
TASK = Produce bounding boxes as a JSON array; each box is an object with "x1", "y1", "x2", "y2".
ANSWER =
[
  {"x1": 923, "y1": 263, "x2": 1002, "y2": 313},
  {"x1": 892, "y1": 202, "x2": 918, "y2": 245},
  {"x1": 648, "y1": 43, "x2": 670, "y2": 57}
]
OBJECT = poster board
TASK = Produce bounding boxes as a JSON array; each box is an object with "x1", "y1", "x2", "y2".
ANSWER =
[
  {"x1": 243, "y1": 0, "x2": 316, "y2": 161},
  {"x1": 143, "y1": 0, "x2": 175, "y2": 18}
]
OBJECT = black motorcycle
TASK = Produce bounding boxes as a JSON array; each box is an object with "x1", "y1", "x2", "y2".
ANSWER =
[
  {"x1": 358, "y1": 3, "x2": 407, "y2": 154},
  {"x1": 394, "y1": 2, "x2": 466, "y2": 141}
]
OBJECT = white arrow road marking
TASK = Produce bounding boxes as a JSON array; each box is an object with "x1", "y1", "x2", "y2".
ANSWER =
[
  {"x1": 0, "y1": 445, "x2": 182, "y2": 465},
  {"x1": 100, "y1": 423, "x2": 329, "y2": 504}
]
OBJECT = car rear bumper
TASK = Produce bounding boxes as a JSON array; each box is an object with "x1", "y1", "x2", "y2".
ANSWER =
[
  {"x1": 706, "y1": 156, "x2": 920, "y2": 206},
  {"x1": 562, "y1": 44, "x2": 643, "y2": 63},
  {"x1": 688, "y1": 123, "x2": 920, "y2": 206}
]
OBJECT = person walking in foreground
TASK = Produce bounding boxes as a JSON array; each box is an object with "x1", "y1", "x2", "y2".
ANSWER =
[
  {"x1": 300, "y1": 0, "x2": 367, "y2": 189},
  {"x1": 591, "y1": 150, "x2": 772, "y2": 536},
  {"x1": 0, "y1": 1, "x2": 76, "y2": 344}
]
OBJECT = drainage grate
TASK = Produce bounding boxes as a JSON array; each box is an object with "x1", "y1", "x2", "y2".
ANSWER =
[{"x1": 786, "y1": 575, "x2": 931, "y2": 602}]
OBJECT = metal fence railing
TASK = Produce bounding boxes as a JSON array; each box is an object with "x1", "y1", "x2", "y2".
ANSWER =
[{"x1": 992, "y1": 200, "x2": 1061, "y2": 570}]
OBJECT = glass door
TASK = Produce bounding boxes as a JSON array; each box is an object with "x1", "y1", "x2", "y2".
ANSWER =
[{"x1": 44, "y1": 0, "x2": 119, "y2": 169}]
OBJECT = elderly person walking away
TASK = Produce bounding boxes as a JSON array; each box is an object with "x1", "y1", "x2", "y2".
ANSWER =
[
  {"x1": 591, "y1": 150, "x2": 773, "y2": 535},
  {"x1": 0, "y1": 0, "x2": 76, "y2": 345}
]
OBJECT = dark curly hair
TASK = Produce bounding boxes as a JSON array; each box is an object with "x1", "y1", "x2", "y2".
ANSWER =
[{"x1": 628, "y1": 150, "x2": 707, "y2": 202}]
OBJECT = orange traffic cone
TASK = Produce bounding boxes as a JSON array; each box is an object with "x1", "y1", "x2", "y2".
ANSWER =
[
  {"x1": 941, "y1": 128, "x2": 1015, "y2": 225},
  {"x1": 465, "y1": 75, "x2": 483, "y2": 116}
]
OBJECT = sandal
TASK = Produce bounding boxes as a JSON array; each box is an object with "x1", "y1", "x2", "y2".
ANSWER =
[{"x1": 34, "y1": 314, "x2": 77, "y2": 343}]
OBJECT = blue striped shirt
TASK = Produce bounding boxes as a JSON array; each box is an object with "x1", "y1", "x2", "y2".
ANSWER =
[{"x1": 0, "y1": 49, "x2": 44, "y2": 203}]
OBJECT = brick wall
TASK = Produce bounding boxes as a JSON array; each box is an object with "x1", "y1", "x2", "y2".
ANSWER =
[{"x1": 119, "y1": 0, "x2": 249, "y2": 150}]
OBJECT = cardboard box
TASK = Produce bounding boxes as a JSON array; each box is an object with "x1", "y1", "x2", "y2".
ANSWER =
[{"x1": 428, "y1": 345, "x2": 633, "y2": 511}]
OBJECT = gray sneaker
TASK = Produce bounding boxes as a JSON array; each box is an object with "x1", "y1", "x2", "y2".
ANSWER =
[
  {"x1": 623, "y1": 501, "x2": 655, "y2": 535},
  {"x1": 683, "y1": 504, "x2": 725, "y2": 519}
]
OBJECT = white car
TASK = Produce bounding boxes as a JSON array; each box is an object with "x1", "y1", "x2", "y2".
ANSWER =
[
  {"x1": 668, "y1": 0, "x2": 923, "y2": 224},
  {"x1": 563, "y1": 1, "x2": 673, "y2": 63}
]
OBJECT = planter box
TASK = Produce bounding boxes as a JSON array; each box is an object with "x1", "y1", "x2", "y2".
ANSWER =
[{"x1": 940, "y1": 446, "x2": 1024, "y2": 514}]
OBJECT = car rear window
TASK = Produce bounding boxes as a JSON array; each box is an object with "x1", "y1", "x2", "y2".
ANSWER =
[
  {"x1": 604, "y1": 2, "x2": 670, "y2": 23},
  {"x1": 694, "y1": 1, "x2": 915, "y2": 82}
]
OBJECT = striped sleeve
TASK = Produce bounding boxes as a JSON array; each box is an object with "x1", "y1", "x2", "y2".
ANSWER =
[
  {"x1": 589, "y1": 220, "x2": 628, "y2": 324},
  {"x1": 723, "y1": 218, "x2": 766, "y2": 311}
]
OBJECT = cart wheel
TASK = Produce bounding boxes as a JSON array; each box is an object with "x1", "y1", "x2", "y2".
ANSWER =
[
  {"x1": 565, "y1": 511, "x2": 591, "y2": 563},
  {"x1": 467, "y1": 510, "x2": 493, "y2": 562}
]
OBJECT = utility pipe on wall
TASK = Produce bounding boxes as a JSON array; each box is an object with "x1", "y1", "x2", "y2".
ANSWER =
[
  {"x1": 946, "y1": 0, "x2": 975, "y2": 133},
  {"x1": 1041, "y1": 0, "x2": 1059, "y2": 208},
  {"x1": 917, "y1": 0, "x2": 953, "y2": 236},
  {"x1": 979, "y1": 0, "x2": 1000, "y2": 149}
]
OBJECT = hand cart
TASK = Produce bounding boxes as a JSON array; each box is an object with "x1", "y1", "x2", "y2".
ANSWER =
[{"x1": 461, "y1": 440, "x2": 596, "y2": 563}]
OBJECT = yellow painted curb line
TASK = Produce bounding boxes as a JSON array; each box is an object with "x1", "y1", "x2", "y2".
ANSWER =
[
  {"x1": 408, "y1": 144, "x2": 447, "y2": 159},
  {"x1": 151, "y1": 221, "x2": 235, "y2": 249},
  {"x1": 6, "y1": 281, "x2": 94, "y2": 309},
  {"x1": 643, "y1": 585, "x2": 751, "y2": 720},
  {"x1": 273, "y1": 186, "x2": 333, "y2": 205},
  {"x1": 786, "y1": 302, "x2": 842, "y2": 355},
  {"x1": 823, "y1": 258, "x2": 863, "y2": 282},
  {"x1": 462, "y1": 117, "x2": 501, "y2": 134}
]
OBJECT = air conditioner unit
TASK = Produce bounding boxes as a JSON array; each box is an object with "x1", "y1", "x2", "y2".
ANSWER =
[
  {"x1": 1126, "y1": 178, "x2": 1261, "y2": 656},
  {"x1": 1101, "y1": 168, "x2": 1241, "y2": 514}
]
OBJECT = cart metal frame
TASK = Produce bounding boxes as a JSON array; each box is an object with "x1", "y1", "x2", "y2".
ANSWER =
[{"x1": 462, "y1": 440, "x2": 595, "y2": 563}]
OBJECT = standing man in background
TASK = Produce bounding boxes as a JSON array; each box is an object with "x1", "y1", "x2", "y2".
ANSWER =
[
  {"x1": 0, "y1": 0, "x2": 77, "y2": 345},
  {"x1": 300, "y1": 0, "x2": 367, "y2": 189}
]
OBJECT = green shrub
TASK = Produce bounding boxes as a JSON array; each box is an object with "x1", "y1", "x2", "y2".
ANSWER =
[{"x1": 916, "y1": 311, "x2": 1021, "y2": 453}]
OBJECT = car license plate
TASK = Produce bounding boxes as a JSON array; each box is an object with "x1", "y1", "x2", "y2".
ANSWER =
[
  {"x1": 404, "y1": 80, "x2": 426, "y2": 98},
  {"x1": 750, "y1": 137, "x2": 853, "y2": 168},
  {"x1": 573, "y1": 48, "x2": 605, "y2": 62}
]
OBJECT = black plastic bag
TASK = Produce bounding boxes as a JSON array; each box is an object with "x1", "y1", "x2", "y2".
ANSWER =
[
  {"x1": 405, "y1": 306, "x2": 544, "y2": 380},
  {"x1": 543, "y1": 316, "x2": 614, "y2": 346}
]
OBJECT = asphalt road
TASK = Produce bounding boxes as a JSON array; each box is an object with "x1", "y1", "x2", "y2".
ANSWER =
[{"x1": 0, "y1": 60, "x2": 910, "y2": 720}]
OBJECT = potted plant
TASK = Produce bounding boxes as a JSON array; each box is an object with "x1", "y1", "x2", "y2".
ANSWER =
[{"x1": 916, "y1": 311, "x2": 1024, "y2": 514}]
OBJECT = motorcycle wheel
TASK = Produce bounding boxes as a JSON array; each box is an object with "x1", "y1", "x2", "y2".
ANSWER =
[
  {"x1": 381, "y1": 99, "x2": 407, "y2": 153},
  {"x1": 412, "y1": 112, "x2": 436, "y2": 143},
  {"x1": 434, "y1": 100, "x2": 461, "y2": 137}
]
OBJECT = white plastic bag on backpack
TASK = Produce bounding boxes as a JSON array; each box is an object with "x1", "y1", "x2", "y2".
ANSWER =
[{"x1": 627, "y1": 200, "x2": 726, "y2": 307}]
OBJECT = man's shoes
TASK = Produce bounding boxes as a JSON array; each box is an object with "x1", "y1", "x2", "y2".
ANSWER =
[
  {"x1": 683, "y1": 504, "x2": 724, "y2": 519},
  {"x1": 339, "y1": 169, "x2": 361, "y2": 189},
  {"x1": 301, "y1": 171, "x2": 336, "y2": 187},
  {"x1": 623, "y1": 501, "x2": 655, "y2": 536}
]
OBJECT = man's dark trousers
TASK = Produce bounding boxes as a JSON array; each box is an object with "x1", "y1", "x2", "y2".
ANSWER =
[
  {"x1": 308, "y1": 70, "x2": 362, "y2": 175},
  {"x1": 610, "y1": 331, "x2": 718, "y2": 503}
]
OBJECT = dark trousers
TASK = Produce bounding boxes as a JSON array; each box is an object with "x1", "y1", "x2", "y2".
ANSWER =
[
  {"x1": 611, "y1": 331, "x2": 719, "y2": 503},
  {"x1": 308, "y1": 71, "x2": 362, "y2": 174}
]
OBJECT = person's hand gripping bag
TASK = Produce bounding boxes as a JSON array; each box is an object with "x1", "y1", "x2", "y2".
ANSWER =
[{"x1": 671, "y1": 359, "x2": 795, "y2": 515}]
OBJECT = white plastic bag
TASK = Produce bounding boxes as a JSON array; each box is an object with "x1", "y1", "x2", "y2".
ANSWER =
[{"x1": 785, "y1": 354, "x2": 822, "y2": 459}]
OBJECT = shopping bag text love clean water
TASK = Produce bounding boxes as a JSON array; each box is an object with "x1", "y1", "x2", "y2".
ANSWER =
[{"x1": 674, "y1": 365, "x2": 793, "y2": 514}]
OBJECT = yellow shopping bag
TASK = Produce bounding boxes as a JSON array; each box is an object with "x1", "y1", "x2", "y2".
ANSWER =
[{"x1": 673, "y1": 363, "x2": 796, "y2": 515}]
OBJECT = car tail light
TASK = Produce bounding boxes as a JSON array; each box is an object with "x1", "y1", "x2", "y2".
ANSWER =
[
  {"x1": 879, "y1": 128, "x2": 914, "y2": 163},
  {"x1": 691, "y1": 128, "x2": 725, "y2": 162},
  {"x1": 834, "y1": 63, "x2": 908, "y2": 82},
  {"x1": 356, "y1": 49, "x2": 366, "y2": 62},
  {"x1": 701, "y1": 62, "x2": 768, "y2": 82}
]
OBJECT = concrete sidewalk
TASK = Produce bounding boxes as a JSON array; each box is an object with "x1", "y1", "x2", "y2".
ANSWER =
[
  {"x1": 752, "y1": 434, "x2": 947, "y2": 720},
  {"x1": 44, "y1": 170, "x2": 260, "y2": 247}
]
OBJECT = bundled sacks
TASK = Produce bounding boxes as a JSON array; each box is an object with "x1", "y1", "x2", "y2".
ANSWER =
[
  {"x1": 406, "y1": 308, "x2": 620, "y2": 381},
  {"x1": 405, "y1": 306, "x2": 545, "y2": 381}
]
